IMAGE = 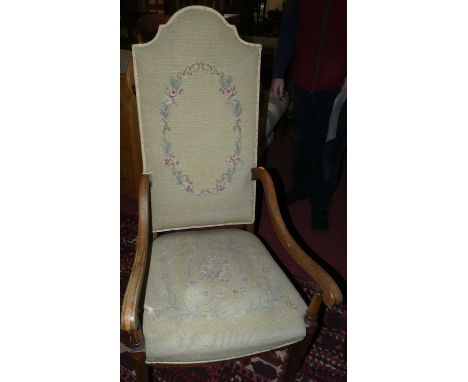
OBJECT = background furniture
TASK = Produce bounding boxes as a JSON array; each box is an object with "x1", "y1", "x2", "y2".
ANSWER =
[{"x1": 131, "y1": 13, "x2": 170, "y2": 43}]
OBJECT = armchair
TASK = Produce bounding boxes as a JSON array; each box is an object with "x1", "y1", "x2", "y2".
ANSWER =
[{"x1": 121, "y1": 6, "x2": 342, "y2": 381}]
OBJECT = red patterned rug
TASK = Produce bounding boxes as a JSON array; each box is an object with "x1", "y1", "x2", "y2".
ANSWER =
[{"x1": 120, "y1": 215, "x2": 346, "y2": 382}]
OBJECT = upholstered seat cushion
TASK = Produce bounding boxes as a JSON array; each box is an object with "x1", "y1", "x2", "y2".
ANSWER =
[{"x1": 143, "y1": 228, "x2": 308, "y2": 364}]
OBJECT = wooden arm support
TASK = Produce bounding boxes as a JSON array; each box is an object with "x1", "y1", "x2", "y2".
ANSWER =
[
  {"x1": 121, "y1": 174, "x2": 151, "y2": 333},
  {"x1": 252, "y1": 167, "x2": 343, "y2": 307}
]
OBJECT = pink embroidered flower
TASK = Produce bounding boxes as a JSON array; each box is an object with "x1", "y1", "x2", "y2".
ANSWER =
[
  {"x1": 229, "y1": 154, "x2": 241, "y2": 163},
  {"x1": 169, "y1": 89, "x2": 177, "y2": 97},
  {"x1": 226, "y1": 87, "x2": 234, "y2": 97},
  {"x1": 185, "y1": 185, "x2": 194, "y2": 193},
  {"x1": 164, "y1": 154, "x2": 179, "y2": 166}
]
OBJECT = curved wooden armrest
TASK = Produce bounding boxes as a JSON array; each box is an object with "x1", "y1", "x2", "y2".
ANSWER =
[
  {"x1": 121, "y1": 173, "x2": 151, "y2": 332},
  {"x1": 252, "y1": 167, "x2": 343, "y2": 307}
]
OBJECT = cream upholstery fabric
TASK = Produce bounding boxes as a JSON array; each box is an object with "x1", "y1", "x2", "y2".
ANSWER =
[
  {"x1": 133, "y1": 7, "x2": 261, "y2": 231},
  {"x1": 143, "y1": 229, "x2": 307, "y2": 364}
]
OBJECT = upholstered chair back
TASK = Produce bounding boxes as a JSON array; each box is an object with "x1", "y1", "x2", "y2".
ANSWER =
[{"x1": 133, "y1": 6, "x2": 261, "y2": 232}]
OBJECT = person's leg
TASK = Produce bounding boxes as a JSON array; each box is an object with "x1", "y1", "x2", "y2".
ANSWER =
[
  {"x1": 308, "y1": 90, "x2": 340, "y2": 210},
  {"x1": 289, "y1": 84, "x2": 316, "y2": 201},
  {"x1": 290, "y1": 87, "x2": 341, "y2": 230},
  {"x1": 322, "y1": 100, "x2": 347, "y2": 205}
]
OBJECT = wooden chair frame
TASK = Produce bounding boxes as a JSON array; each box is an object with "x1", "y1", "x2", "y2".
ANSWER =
[
  {"x1": 121, "y1": 168, "x2": 343, "y2": 381},
  {"x1": 121, "y1": 8, "x2": 342, "y2": 378}
]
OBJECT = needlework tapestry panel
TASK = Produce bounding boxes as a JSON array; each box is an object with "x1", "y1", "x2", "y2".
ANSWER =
[{"x1": 133, "y1": 7, "x2": 261, "y2": 231}]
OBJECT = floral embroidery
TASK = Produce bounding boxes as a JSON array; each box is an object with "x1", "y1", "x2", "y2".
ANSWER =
[
  {"x1": 146, "y1": 273, "x2": 206, "y2": 321},
  {"x1": 245, "y1": 288, "x2": 295, "y2": 315},
  {"x1": 199, "y1": 256, "x2": 231, "y2": 282},
  {"x1": 219, "y1": 75, "x2": 242, "y2": 118},
  {"x1": 145, "y1": 233, "x2": 303, "y2": 322},
  {"x1": 160, "y1": 59, "x2": 243, "y2": 195}
]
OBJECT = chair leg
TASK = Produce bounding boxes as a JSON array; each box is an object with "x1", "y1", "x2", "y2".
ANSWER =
[
  {"x1": 132, "y1": 352, "x2": 152, "y2": 382},
  {"x1": 281, "y1": 334, "x2": 315, "y2": 382}
]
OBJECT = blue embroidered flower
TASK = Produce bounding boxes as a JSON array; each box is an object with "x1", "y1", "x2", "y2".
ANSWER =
[{"x1": 160, "y1": 60, "x2": 243, "y2": 195}]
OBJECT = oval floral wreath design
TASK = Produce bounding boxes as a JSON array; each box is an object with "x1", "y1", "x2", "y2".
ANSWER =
[{"x1": 160, "y1": 60, "x2": 243, "y2": 196}]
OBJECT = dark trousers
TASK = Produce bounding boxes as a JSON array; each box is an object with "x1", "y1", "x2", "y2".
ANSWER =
[{"x1": 291, "y1": 84, "x2": 346, "y2": 211}]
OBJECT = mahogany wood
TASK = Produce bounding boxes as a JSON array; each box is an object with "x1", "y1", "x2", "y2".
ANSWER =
[
  {"x1": 121, "y1": 174, "x2": 151, "y2": 333},
  {"x1": 251, "y1": 166, "x2": 343, "y2": 307},
  {"x1": 120, "y1": 59, "x2": 143, "y2": 198},
  {"x1": 132, "y1": 352, "x2": 151, "y2": 382},
  {"x1": 126, "y1": 58, "x2": 135, "y2": 92},
  {"x1": 131, "y1": 14, "x2": 171, "y2": 44},
  {"x1": 245, "y1": 223, "x2": 255, "y2": 233},
  {"x1": 282, "y1": 333, "x2": 315, "y2": 381},
  {"x1": 307, "y1": 290, "x2": 323, "y2": 319},
  {"x1": 282, "y1": 292, "x2": 322, "y2": 380}
]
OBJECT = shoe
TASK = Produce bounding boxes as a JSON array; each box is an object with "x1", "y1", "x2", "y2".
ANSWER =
[
  {"x1": 311, "y1": 210, "x2": 329, "y2": 231},
  {"x1": 286, "y1": 190, "x2": 308, "y2": 205}
]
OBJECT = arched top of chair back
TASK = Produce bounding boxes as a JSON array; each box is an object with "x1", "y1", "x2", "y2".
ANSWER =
[{"x1": 133, "y1": 6, "x2": 261, "y2": 231}]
